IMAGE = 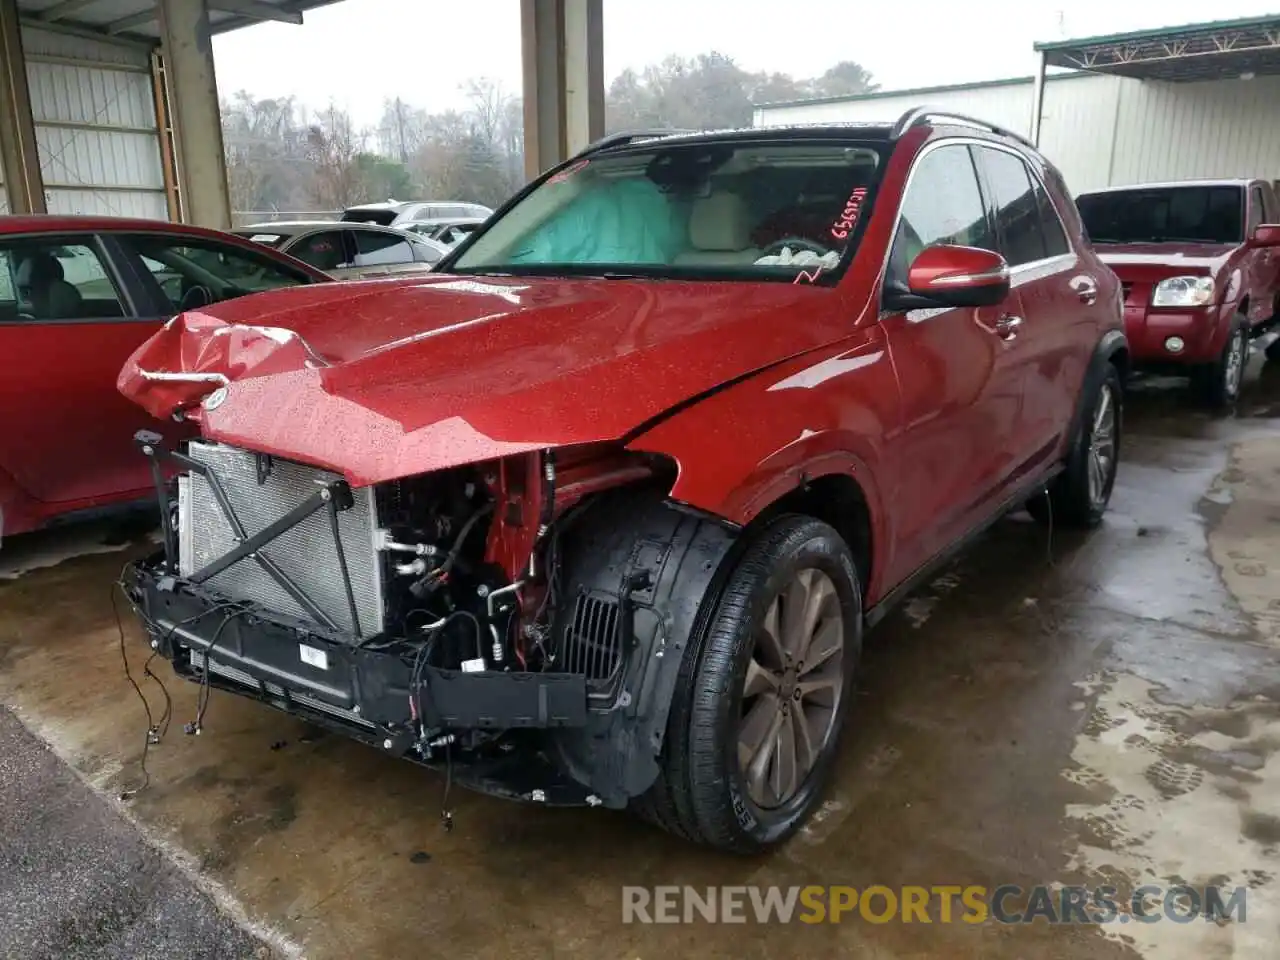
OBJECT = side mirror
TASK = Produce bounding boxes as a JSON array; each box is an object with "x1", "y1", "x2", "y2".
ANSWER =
[
  {"x1": 1248, "y1": 224, "x2": 1280, "y2": 248},
  {"x1": 896, "y1": 244, "x2": 1011, "y2": 308}
]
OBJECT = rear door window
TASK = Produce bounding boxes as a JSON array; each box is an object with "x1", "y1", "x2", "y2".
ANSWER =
[
  {"x1": 978, "y1": 146, "x2": 1048, "y2": 267},
  {"x1": 353, "y1": 229, "x2": 416, "y2": 266},
  {"x1": 289, "y1": 231, "x2": 352, "y2": 272},
  {"x1": 0, "y1": 240, "x2": 126, "y2": 322}
]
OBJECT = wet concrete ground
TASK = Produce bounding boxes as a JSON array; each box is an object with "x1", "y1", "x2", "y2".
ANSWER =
[{"x1": 3, "y1": 356, "x2": 1280, "y2": 959}]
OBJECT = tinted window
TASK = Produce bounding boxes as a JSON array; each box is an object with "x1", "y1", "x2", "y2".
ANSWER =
[
  {"x1": 1248, "y1": 187, "x2": 1265, "y2": 234},
  {"x1": 0, "y1": 240, "x2": 125, "y2": 322},
  {"x1": 1076, "y1": 186, "x2": 1244, "y2": 245},
  {"x1": 123, "y1": 235, "x2": 315, "y2": 312},
  {"x1": 342, "y1": 207, "x2": 397, "y2": 225},
  {"x1": 289, "y1": 231, "x2": 351, "y2": 271},
  {"x1": 1033, "y1": 177, "x2": 1070, "y2": 257},
  {"x1": 353, "y1": 229, "x2": 415, "y2": 265},
  {"x1": 886, "y1": 144, "x2": 993, "y2": 290},
  {"x1": 980, "y1": 147, "x2": 1048, "y2": 266}
]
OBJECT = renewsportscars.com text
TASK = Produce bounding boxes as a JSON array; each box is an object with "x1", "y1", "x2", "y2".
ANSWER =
[{"x1": 621, "y1": 884, "x2": 1248, "y2": 925}]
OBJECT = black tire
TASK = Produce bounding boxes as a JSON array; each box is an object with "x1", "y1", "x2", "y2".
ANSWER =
[
  {"x1": 1191, "y1": 317, "x2": 1248, "y2": 408},
  {"x1": 633, "y1": 515, "x2": 862, "y2": 853},
  {"x1": 1028, "y1": 363, "x2": 1122, "y2": 529}
]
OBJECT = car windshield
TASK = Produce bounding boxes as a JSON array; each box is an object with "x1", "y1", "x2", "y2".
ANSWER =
[
  {"x1": 448, "y1": 139, "x2": 884, "y2": 283},
  {"x1": 1076, "y1": 186, "x2": 1244, "y2": 245}
]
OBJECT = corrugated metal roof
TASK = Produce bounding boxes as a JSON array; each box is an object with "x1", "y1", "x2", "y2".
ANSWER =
[
  {"x1": 1034, "y1": 14, "x2": 1280, "y2": 82},
  {"x1": 15, "y1": 0, "x2": 346, "y2": 44}
]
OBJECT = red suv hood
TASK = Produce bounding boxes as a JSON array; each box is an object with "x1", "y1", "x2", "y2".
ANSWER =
[
  {"x1": 1095, "y1": 242, "x2": 1236, "y2": 283},
  {"x1": 119, "y1": 274, "x2": 838, "y2": 486}
]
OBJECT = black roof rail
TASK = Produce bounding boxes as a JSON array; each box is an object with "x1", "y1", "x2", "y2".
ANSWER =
[
  {"x1": 571, "y1": 128, "x2": 696, "y2": 159},
  {"x1": 889, "y1": 106, "x2": 1034, "y2": 149}
]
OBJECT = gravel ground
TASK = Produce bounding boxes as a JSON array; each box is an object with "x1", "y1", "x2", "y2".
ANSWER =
[{"x1": 0, "y1": 707, "x2": 266, "y2": 960}]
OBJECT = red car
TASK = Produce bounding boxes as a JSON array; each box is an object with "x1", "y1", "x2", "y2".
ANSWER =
[
  {"x1": 0, "y1": 216, "x2": 332, "y2": 542},
  {"x1": 1075, "y1": 179, "x2": 1280, "y2": 406},
  {"x1": 118, "y1": 112, "x2": 1126, "y2": 852}
]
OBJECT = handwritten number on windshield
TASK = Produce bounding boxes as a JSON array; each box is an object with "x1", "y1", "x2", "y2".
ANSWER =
[{"x1": 831, "y1": 187, "x2": 867, "y2": 240}]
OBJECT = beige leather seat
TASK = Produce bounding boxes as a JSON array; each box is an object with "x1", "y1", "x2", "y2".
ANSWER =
[{"x1": 674, "y1": 193, "x2": 761, "y2": 266}]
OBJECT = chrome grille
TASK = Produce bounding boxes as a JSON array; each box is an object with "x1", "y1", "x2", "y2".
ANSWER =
[{"x1": 178, "y1": 441, "x2": 384, "y2": 637}]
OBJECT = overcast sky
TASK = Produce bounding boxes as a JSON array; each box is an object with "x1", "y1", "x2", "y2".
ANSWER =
[{"x1": 213, "y1": 0, "x2": 1280, "y2": 125}]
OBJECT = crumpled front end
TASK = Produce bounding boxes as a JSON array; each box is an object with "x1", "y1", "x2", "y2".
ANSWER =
[
  {"x1": 121, "y1": 420, "x2": 733, "y2": 808},
  {"x1": 118, "y1": 310, "x2": 331, "y2": 421}
]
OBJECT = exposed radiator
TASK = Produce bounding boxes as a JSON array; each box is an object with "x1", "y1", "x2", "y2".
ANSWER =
[{"x1": 178, "y1": 441, "x2": 384, "y2": 637}]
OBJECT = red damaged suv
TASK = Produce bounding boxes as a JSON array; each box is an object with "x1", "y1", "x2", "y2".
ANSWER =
[
  {"x1": 118, "y1": 110, "x2": 1126, "y2": 852},
  {"x1": 1075, "y1": 179, "x2": 1280, "y2": 406}
]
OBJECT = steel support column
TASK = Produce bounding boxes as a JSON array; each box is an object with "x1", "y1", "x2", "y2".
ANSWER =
[
  {"x1": 521, "y1": 0, "x2": 604, "y2": 180},
  {"x1": 0, "y1": 0, "x2": 46, "y2": 214},
  {"x1": 157, "y1": 0, "x2": 230, "y2": 228},
  {"x1": 1029, "y1": 49, "x2": 1047, "y2": 147}
]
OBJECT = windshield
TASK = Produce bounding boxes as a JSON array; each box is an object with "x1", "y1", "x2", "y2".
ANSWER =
[
  {"x1": 449, "y1": 139, "x2": 884, "y2": 283},
  {"x1": 1076, "y1": 186, "x2": 1244, "y2": 245}
]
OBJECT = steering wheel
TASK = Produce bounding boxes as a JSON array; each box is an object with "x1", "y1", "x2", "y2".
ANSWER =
[
  {"x1": 759, "y1": 237, "x2": 829, "y2": 259},
  {"x1": 179, "y1": 284, "x2": 215, "y2": 311}
]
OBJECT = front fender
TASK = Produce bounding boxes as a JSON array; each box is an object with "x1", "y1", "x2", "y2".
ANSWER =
[{"x1": 626, "y1": 332, "x2": 897, "y2": 595}]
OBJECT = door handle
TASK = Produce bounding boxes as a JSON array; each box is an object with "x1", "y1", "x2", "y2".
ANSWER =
[
  {"x1": 1070, "y1": 275, "x2": 1098, "y2": 304},
  {"x1": 994, "y1": 314, "x2": 1023, "y2": 340}
]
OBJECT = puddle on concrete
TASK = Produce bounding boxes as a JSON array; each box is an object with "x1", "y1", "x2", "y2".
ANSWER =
[{"x1": 1062, "y1": 435, "x2": 1280, "y2": 958}]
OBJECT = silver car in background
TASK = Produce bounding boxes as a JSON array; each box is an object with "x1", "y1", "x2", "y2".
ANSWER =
[
  {"x1": 339, "y1": 199, "x2": 493, "y2": 228},
  {"x1": 234, "y1": 221, "x2": 449, "y2": 280}
]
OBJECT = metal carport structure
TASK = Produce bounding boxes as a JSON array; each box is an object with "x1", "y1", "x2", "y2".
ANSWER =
[
  {"x1": 1030, "y1": 14, "x2": 1280, "y2": 145},
  {"x1": 1, "y1": 0, "x2": 604, "y2": 228}
]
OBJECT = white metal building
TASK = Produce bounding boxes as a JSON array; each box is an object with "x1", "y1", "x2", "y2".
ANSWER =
[{"x1": 754, "y1": 16, "x2": 1280, "y2": 194}]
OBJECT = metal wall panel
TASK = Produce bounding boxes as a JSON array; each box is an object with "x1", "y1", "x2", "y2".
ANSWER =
[
  {"x1": 1110, "y1": 76, "x2": 1280, "y2": 186},
  {"x1": 756, "y1": 73, "x2": 1280, "y2": 196},
  {"x1": 754, "y1": 78, "x2": 1042, "y2": 135},
  {"x1": 19, "y1": 24, "x2": 165, "y2": 218},
  {"x1": 19, "y1": 24, "x2": 149, "y2": 69},
  {"x1": 43, "y1": 187, "x2": 166, "y2": 219}
]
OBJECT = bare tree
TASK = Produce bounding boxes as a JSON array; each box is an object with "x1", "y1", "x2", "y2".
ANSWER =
[
  {"x1": 463, "y1": 77, "x2": 509, "y2": 150},
  {"x1": 306, "y1": 104, "x2": 365, "y2": 209}
]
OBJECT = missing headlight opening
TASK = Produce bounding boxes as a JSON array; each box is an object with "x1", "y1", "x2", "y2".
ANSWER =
[{"x1": 123, "y1": 430, "x2": 737, "y2": 813}]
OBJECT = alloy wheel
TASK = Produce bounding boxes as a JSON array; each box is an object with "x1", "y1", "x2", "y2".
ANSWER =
[
  {"x1": 1088, "y1": 383, "x2": 1116, "y2": 507},
  {"x1": 1224, "y1": 331, "x2": 1246, "y2": 400},
  {"x1": 738, "y1": 567, "x2": 845, "y2": 809}
]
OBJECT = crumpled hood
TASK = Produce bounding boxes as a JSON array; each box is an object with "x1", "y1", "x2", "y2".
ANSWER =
[{"x1": 119, "y1": 273, "x2": 838, "y2": 486}]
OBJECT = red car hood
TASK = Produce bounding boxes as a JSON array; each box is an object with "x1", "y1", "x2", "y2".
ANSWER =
[
  {"x1": 119, "y1": 274, "x2": 835, "y2": 486},
  {"x1": 1095, "y1": 241, "x2": 1236, "y2": 282}
]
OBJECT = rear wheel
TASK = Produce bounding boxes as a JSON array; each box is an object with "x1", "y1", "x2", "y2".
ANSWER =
[
  {"x1": 1192, "y1": 317, "x2": 1248, "y2": 408},
  {"x1": 1028, "y1": 363, "x2": 1121, "y2": 529},
  {"x1": 634, "y1": 515, "x2": 861, "y2": 853}
]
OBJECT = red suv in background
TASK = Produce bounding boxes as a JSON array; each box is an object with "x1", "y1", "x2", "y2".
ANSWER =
[
  {"x1": 118, "y1": 111, "x2": 1125, "y2": 852},
  {"x1": 1075, "y1": 179, "x2": 1280, "y2": 406},
  {"x1": 0, "y1": 216, "x2": 331, "y2": 543}
]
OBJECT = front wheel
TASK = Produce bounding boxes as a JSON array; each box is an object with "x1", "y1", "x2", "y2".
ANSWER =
[
  {"x1": 1028, "y1": 363, "x2": 1122, "y2": 529},
  {"x1": 633, "y1": 516, "x2": 862, "y2": 853},
  {"x1": 1192, "y1": 318, "x2": 1248, "y2": 408}
]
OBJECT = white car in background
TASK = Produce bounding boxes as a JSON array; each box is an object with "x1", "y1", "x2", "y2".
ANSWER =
[
  {"x1": 234, "y1": 221, "x2": 450, "y2": 280},
  {"x1": 340, "y1": 199, "x2": 493, "y2": 228}
]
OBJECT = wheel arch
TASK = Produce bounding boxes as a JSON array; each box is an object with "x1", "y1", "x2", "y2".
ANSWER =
[{"x1": 1066, "y1": 329, "x2": 1129, "y2": 462}]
